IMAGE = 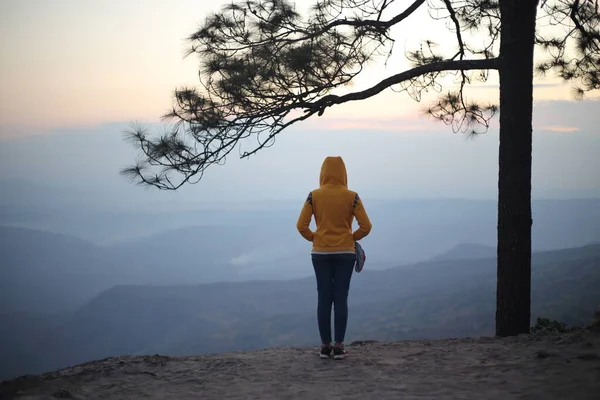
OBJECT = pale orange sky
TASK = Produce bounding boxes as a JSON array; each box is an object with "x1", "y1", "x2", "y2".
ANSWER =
[
  {"x1": 0, "y1": 1, "x2": 599, "y2": 204},
  {"x1": 0, "y1": 0, "x2": 587, "y2": 136}
]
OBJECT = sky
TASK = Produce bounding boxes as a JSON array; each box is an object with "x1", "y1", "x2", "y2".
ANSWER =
[{"x1": 1, "y1": 0, "x2": 599, "y2": 208}]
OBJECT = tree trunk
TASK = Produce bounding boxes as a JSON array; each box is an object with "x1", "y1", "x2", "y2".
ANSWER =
[{"x1": 495, "y1": 0, "x2": 539, "y2": 337}]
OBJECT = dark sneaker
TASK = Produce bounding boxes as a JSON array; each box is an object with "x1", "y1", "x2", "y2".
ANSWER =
[
  {"x1": 320, "y1": 345, "x2": 332, "y2": 359},
  {"x1": 333, "y1": 346, "x2": 347, "y2": 360}
]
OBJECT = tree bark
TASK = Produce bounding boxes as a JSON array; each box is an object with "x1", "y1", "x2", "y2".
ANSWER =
[{"x1": 495, "y1": 0, "x2": 539, "y2": 337}]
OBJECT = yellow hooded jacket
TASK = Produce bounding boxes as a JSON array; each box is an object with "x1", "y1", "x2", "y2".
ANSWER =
[{"x1": 296, "y1": 156, "x2": 372, "y2": 253}]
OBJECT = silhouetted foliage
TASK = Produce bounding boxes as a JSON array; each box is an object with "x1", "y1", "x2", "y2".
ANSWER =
[
  {"x1": 532, "y1": 306, "x2": 600, "y2": 333},
  {"x1": 122, "y1": 0, "x2": 598, "y2": 189},
  {"x1": 590, "y1": 306, "x2": 600, "y2": 330},
  {"x1": 531, "y1": 317, "x2": 572, "y2": 334}
]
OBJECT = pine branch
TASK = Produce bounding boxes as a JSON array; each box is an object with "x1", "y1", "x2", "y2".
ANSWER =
[{"x1": 301, "y1": 58, "x2": 499, "y2": 115}]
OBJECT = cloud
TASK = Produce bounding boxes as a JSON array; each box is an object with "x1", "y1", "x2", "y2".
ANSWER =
[
  {"x1": 533, "y1": 98, "x2": 599, "y2": 133},
  {"x1": 468, "y1": 82, "x2": 563, "y2": 90},
  {"x1": 229, "y1": 247, "x2": 289, "y2": 266},
  {"x1": 230, "y1": 253, "x2": 253, "y2": 266},
  {"x1": 303, "y1": 116, "x2": 438, "y2": 132},
  {"x1": 0, "y1": 121, "x2": 132, "y2": 141},
  {"x1": 538, "y1": 125, "x2": 580, "y2": 133},
  {"x1": 0, "y1": 124, "x2": 50, "y2": 141}
]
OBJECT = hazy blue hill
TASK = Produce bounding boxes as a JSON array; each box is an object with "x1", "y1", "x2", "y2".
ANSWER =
[
  {"x1": 103, "y1": 227, "x2": 314, "y2": 284},
  {"x1": 0, "y1": 181, "x2": 86, "y2": 209},
  {"x1": 430, "y1": 243, "x2": 496, "y2": 261},
  {"x1": 3, "y1": 243, "x2": 598, "y2": 381},
  {"x1": 0, "y1": 226, "x2": 126, "y2": 314},
  {"x1": 105, "y1": 225, "x2": 295, "y2": 278},
  {"x1": 0, "y1": 224, "x2": 302, "y2": 315},
  {"x1": 13, "y1": 279, "x2": 318, "y2": 375},
  {"x1": 528, "y1": 242, "x2": 600, "y2": 265},
  {"x1": 2, "y1": 194, "x2": 599, "y2": 266},
  {"x1": 0, "y1": 311, "x2": 71, "y2": 382},
  {"x1": 531, "y1": 254, "x2": 600, "y2": 327}
]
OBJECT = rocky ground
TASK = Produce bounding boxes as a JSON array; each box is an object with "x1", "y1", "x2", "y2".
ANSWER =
[{"x1": 1, "y1": 330, "x2": 599, "y2": 400}]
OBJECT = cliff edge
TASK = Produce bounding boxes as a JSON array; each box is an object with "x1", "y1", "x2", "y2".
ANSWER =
[{"x1": 1, "y1": 330, "x2": 599, "y2": 400}]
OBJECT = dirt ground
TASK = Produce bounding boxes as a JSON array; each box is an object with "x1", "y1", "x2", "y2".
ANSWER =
[{"x1": 1, "y1": 330, "x2": 599, "y2": 400}]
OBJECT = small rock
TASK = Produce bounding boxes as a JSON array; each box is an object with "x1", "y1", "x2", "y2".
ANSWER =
[
  {"x1": 349, "y1": 340, "x2": 380, "y2": 346},
  {"x1": 535, "y1": 350, "x2": 557, "y2": 359},
  {"x1": 53, "y1": 388, "x2": 73, "y2": 398},
  {"x1": 576, "y1": 353, "x2": 599, "y2": 361}
]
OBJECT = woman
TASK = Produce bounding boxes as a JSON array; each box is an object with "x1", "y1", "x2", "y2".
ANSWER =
[{"x1": 296, "y1": 156, "x2": 372, "y2": 359}]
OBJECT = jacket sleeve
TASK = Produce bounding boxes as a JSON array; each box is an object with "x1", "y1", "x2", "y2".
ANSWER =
[
  {"x1": 352, "y1": 193, "x2": 372, "y2": 241},
  {"x1": 296, "y1": 192, "x2": 314, "y2": 242}
]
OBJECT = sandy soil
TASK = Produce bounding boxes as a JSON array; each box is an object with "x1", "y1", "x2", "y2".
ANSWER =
[{"x1": 1, "y1": 330, "x2": 599, "y2": 400}]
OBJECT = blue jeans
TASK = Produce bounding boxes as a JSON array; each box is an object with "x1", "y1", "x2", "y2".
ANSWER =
[{"x1": 312, "y1": 253, "x2": 356, "y2": 344}]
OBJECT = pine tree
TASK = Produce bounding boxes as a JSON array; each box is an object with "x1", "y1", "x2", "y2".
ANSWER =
[{"x1": 122, "y1": 0, "x2": 600, "y2": 336}]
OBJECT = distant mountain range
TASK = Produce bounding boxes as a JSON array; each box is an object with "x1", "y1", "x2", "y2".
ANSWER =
[
  {"x1": 2, "y1": 217, "x2": 598, "y2": 316},
  {"x1": 0, "y1": 225, "x2": 297, "y2": 314},
  {"x1": 1, "y1": 242, "x2": 599, "y2": 381},
  {"x1": 1, "y1": 194, "x2": 599, "y2": 381},
  {"x1": 2, "y1": 197, "x2": 599, "y2": 314}
]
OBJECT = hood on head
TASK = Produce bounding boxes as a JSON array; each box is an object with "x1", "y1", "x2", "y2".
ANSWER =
[{"x1": 319, "y1": 156, "x2": 347, "y2": 187}]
